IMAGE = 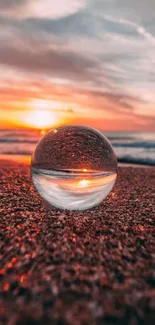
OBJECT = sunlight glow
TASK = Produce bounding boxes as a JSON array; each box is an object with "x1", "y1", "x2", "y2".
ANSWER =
[
  {"x1": 25, "y1": 110, "x2": 58, "y2": 129},
  {"x1": 29, "y1": 99, "x2": 64, "y2": 110},
  {"x1": 78, "y1": 179, "x2": 90, "y2": 188},
  {"x1": 40, "y1": 129, "x2": 46, "y2": 135}
]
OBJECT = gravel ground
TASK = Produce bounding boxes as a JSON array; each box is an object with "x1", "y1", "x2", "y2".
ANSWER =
[{"x1": 0, "y1": 160, "x2": 155, "y2": 325}]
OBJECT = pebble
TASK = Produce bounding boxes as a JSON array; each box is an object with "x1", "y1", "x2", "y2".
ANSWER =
[{"x1": 0, "y1": 160, "x2": 155, "y2": 325}]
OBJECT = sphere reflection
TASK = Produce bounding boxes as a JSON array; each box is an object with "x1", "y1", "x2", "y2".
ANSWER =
[{"x1": 31, "y1": 125, "x2": 117, "y2": 210}]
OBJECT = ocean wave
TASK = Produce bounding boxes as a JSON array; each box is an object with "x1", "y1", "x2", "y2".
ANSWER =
[
  {"x1": 107, "y1": 136, "x2": 135, "y2": 141},
  {"x1": 0, "y1": 129, "x2": 155, "y2": 166},
  {"x1": 112, "y1": 141, "x2": 155, "y2": 149},
  {"x1": 0, "y1": 139, "x2": 38, "y2": 144},
  {"x1": 1, "y1": 151, "x2": 32, "y2": 156},
  {"x1": 118, "y1": 156, "x2": 155, "y2": 166}
]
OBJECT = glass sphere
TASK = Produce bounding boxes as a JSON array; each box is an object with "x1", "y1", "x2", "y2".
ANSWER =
[{"x1": 31, "y1": 125, "x2": 117, "y2": 210}]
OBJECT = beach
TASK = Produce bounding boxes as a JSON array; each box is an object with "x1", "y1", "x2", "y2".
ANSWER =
[{"x1": 0, "y1": 159, "x2": 155, "y2": 325}]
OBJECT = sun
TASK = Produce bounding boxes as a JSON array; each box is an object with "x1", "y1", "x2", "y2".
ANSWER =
[
  {"x1": 78, "y1": 179, "x2": 90, "y2": 188},
  {"x1": 25, "y1": 110, "x2": 58, "y2": 129}
]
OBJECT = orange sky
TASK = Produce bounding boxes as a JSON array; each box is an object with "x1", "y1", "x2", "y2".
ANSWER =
[
  {"x1": 1, "y1": 81, "x2": 154, "y2": 131},
  {"x1": 0, "y1": 0, "x2": 155, "y2": 131}
]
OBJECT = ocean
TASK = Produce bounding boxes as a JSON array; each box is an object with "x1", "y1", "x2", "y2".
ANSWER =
[{"x1": 0, "y1": 128, "x2": 155, "y2": 166}]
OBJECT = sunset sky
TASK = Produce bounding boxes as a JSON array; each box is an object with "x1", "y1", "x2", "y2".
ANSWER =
[{"x1": 1, "y1": 0, "x2": 155, "y2": 131}]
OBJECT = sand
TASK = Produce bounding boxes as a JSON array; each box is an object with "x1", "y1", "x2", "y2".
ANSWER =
[{"x1": 0, "y1": 160, "x2": 155, "y2": 325}]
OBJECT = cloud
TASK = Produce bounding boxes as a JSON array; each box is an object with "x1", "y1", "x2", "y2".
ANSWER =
[
  {"x1": 0, "y1": 44, "x2": 97, "y2": 82},
  {"x1": 0, "y1": 0, "x2": 86, "y2": 19},
  {"x1": 0, "y1": 0, "x2": 155, "y2": 131},
  {"x1": 0, "y1": 79, "x2": 141, "y2": 116},
  {"x1": 91, "y1": 0, "x2": 155, "y2": 25},
  {"x1": 27, "y1": 0, "x2": 86, "y2": 19},
  {"x1": 103, "y1": 15, "x2": 155, "y2": 46},
  {"x1": 1, "y1": 77, "x2": 155, "y2": 131},
  {"x1": 0, "y1": 0, "x2": 25, "y2": 9}
]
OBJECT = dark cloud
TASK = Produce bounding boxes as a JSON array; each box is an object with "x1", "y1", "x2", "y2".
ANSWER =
[
  {"x1": 0, "y1": 12, "x2": 95, "y2": 38},
  {"x1": 26, "y1": 12, "x2": 100, "y2": 38},
  {"x1": 91, "y1": 0, "x2": 155, "y2": 24},
  {"x1": 76, "y1": 88, "x2": 145, "y2": 112},
  {"x1": 0, "y1": 0, "x2": 26, "y2": 9},
  {"x1": 1, "y1": 11, "x2": 128, "y2": 39},
  {"x1": 0, "y1": 45, "x2": 97, "y2": 81},
  {"x1": 84, "y1": 89, "x2": 134, "y2": 102},
  {"x1": 19, "y1": 12, "x2": 135, "y2": 39}
]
